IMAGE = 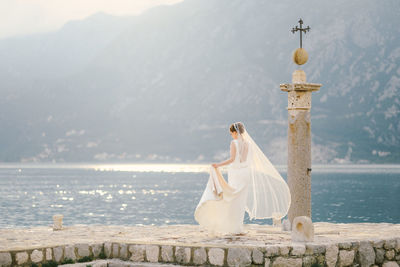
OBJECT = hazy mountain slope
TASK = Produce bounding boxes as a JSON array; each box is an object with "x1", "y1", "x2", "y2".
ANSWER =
[
  {"x1": 0, "y1": 12, "x2": 134, "y2": 81},
  {"x1": 0, "y1": 0, "x2": 399, "y2": 163}
]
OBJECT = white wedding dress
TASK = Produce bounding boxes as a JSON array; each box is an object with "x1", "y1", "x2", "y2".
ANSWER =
[
  {"x1": 194, "y1": 123, "x2": 291, "y2": 235},
  {"x1": 195, "y1": 139, "x2": 251, "y2": 234}
]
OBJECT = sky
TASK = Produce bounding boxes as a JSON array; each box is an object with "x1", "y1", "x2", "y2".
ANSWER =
[{"x1": 0, "y1": 0, "x2": 183, "y2": 39}]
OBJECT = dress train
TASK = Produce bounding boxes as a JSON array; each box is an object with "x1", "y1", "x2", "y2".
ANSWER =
[{"x1": 194, "y1": 165, "x2": 250, "y2": 235}]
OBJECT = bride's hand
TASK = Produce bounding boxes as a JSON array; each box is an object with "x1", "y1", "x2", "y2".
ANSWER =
[{"x1": 212, "y1": 163, "x2": 218, "y2": 168}]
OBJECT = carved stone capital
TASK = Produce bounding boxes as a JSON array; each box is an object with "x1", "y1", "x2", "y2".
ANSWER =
[{"x1": 280, "y1": 83, "x2": 322, "y2": 92}]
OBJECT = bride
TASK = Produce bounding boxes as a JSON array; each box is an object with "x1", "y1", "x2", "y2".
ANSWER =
[{"x1": 194, "y1": 122, "x2": 291, "y2": 235}]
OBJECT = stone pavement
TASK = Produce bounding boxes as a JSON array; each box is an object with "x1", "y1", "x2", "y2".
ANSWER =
[
  {"x1": 0, "y1": 223, "x2": 400, "y2": 267},
  {"x1": 2, "y1": 223, "x2": 400, "y2": 251}
]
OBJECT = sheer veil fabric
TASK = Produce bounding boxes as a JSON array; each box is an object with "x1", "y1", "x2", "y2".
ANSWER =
[{"x1": 194, "y1": 122, "x2": 291, "y2": 234}]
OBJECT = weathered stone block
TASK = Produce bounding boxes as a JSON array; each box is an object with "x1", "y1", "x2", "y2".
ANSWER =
[
  {"x1": 305, "y1": 244, "x2": 326, "y2": 255},
  {"x1": 302, "y1": 255, "x2": 317, "y2": 267},
  {"x1": 278, "y1": 246, "x2": 289, "y2": 256},
  {"x1": 31, "y1": 249, "x2": 44, "y2": 263},
  {"x1": 52, "y1": 214, "x2": 63, "y2": 230},
  {"x1": 120, "y1": 244, "x2": 128, "y2": 260},
  {"x1": 91, "y1": 244, "x2": 103, "y2": 258},
  {"x1": 112, "y1": 243, "x2": 119, "y2": 258},
  {"x1": 64, "y1": 245, "x2": 76, "y2": 261},
  {"x1": 386, "y1": 250, "x2": 396, "y2": 260},
  {"x1": 351, "y1": 241, "x2": 360, "y2": 249},
  {"x1": 0, "y1": 252, "x2": 12, "y2": 267},
  {"x1": 357, "y1": 241, "x2": 375, "y2": 267},
  {"x1": 104, "y1": 242, "x2": 112, "y2": 258},
  {"x1": 373, "y1": 240, "x2": 385, "y2": 248},
  {"x1": 272, "y1": 256, "x2": 302, "y2": 267},
  {"x1": 273, "y1": 218, "x2": 282, "y2": 227},
  {"x1": 396, "y1": 238, "x2": 400, "y2": 253},
  {"x1": 175, "y1": 247, "x2": 191, "y2": 264},
  {"x1": 161, "y1": 245, "x2": 174, "y2": 262},
  {"x1": 76, "y1": 243, "x2": 90, "y2": 257},
  {"x1": 291, "y1": 245, "x2": 306, "y2": 256},
  {"x1": 382, "y1": 262, "x2": 400, "y2": 267},
  {"x1": 129, "y1": 244, "x2": 145, "y2": 262},
  {"x1": 208, "y1": 248, "x2": 225, "y2": 266},
  {"x1": 265, "y1": 245, "x2": 279, "y2": 257},
  {"x1": 252, "y1": 248, "x2": 264, "y2": 264},
  {"x1": 376, "y1": 248, "x2": 385, "y2": 264},
  {"x1": 339, "y1": 249, "x2": 354, "y2": 267},
  {"x1": 46, "y1": 248, "x2": 52, "y2": 261},
  {"x1": 264, "y1": 258, "x2": 271, "y2": 267},
  {"x1": 53, "y1": 246, "x2": 64, "y2": 262},
  {"x1": 145, "y1": 245, "x2": 159, "y2": 263},
  {"x1": 291, "y1": 216, "x2": 314, "y2": 242},
  {"x1": 227, "y1": 247, "x2": 251, "y2": 267},
  {"x1": 193, "y1": 247, "x2": 207, "y2": 265},
  {"x1": 339, "y1": 242, "x2": 352, "y2": 249},
  {"x1": 16, "y1": 252, "x2": 29, "y2": 265},
  {"x1": 385, "y1": 239, "x2": 397, "y2": 250},
  {"x1": 326, "y1": 244, "x2": 339, "y2": 267}
]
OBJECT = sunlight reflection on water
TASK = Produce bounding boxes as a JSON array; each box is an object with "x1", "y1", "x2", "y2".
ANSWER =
[{"x1": 0, "y1": 163, "x2": 399, "y2": 228}]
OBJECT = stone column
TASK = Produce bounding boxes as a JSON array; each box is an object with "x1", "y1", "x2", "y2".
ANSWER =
[{"x1": 280, "y1": 70, "x2": 321, "y2": 225}]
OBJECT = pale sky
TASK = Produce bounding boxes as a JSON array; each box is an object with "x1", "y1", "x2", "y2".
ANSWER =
[{"x1": 0, "y1": 0, "x2": 184, "y2": 39}]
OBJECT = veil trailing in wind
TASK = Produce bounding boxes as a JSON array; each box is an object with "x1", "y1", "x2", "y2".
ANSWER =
[{"x1": 234, "y1": 122, "x2": 291, "y2": 220}]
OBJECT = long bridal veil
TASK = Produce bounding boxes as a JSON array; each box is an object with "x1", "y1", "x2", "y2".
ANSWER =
[{"x1": 240, "y1": 124, "x2": 291, "y2": 220}]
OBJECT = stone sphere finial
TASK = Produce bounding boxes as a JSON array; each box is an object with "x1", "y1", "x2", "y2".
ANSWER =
[
  {"x1": 291, "y1": 19, "x2": 310, "y2": 65},
  {"x1": 293, "y1": 48, "x2": 308, "y2": 65}
]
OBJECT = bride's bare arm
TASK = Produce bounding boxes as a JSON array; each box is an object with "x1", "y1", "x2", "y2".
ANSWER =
[{"x1": 212, "y1": 141, "x2": 236, "y2": 168}]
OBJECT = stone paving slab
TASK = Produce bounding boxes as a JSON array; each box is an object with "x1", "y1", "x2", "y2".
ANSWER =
[{"x1": 1, "y1": 222, "x2": 400, "y2": 251}]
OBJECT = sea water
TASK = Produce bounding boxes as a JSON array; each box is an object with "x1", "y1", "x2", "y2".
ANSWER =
[{"x1": 0, "y1": 164, "x2": 399, "y2": 228}]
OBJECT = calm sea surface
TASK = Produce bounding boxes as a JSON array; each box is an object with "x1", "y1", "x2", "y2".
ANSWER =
[{"x1": 0, "y1": 164, "x2": 399, "y2": 228}]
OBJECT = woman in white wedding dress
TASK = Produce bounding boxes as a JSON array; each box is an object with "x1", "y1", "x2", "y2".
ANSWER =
[{"x1": 194, "y1": 122, "x2": 291, "y2": 235}]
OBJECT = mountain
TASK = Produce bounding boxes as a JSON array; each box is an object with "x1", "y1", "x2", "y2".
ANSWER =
[{"x1": 0, "y1": 0, "x2": 399, "y2": 164}]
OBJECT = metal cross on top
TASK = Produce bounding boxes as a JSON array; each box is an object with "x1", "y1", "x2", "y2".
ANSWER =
[{"x1": 291, "y1": 18, "x2": 310, "y2": 48}]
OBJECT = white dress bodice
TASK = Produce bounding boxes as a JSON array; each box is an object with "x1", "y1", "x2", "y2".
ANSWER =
[{"x1": 229, "y1": 139, "x2": 250, "y2": 169}]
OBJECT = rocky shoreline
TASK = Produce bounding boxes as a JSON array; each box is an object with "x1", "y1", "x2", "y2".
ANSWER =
[{"x1": 0, "y1": 222, "x2": 399, "y2": 267}]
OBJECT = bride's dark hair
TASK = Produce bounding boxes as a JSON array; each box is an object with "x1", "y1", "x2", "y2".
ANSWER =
[{"x1": 229, "y1": 122, "x2": 245, "y2": 134}]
